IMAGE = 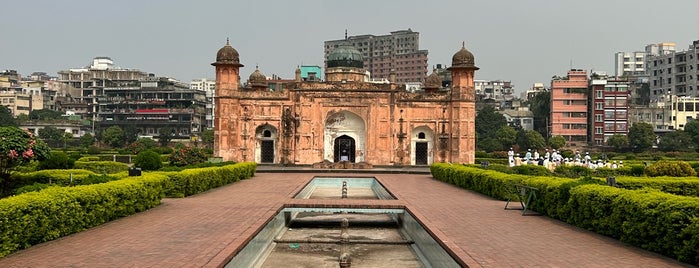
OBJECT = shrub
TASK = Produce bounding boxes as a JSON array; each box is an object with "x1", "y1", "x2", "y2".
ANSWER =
[
  {"x1": 553, "y1": 165, "x2": 591, "y2": 178},
  {"x1": 87, "y1": 146, "x2": 101, "y2": 155},
  {"x1": 73, "y1": 161, "x2": 129, "y2": 174},
  {"x1": 76, "y1": 156, "x2": 101, "y2": 162},
  {"x1": 511, "y1": 165, "x2": 551, "y2": 176},
  {"x1": 14, "y1": 183, "x2": 52, "y2": 195},
  {"x1": 134, "y1": 150, "x2": 163, "y2": 171},
  {"x1": 169, "y1": 147, "x2": 208, "y2": 167},
  {"x1": 38, "y1": 151, "x2": 75, "y2": 170},
  {"x1": 645, "y1": 160, "x2": 697, "y2": 177}
]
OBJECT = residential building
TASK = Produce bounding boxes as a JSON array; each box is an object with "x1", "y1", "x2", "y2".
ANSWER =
[
  {"x1": 474, "y1": 80, "x2": 515, "y2": 101},
  {"x1": 550, "y1": 69, "x2": 589, "y2": 146},
  {"x1": 646, "y1": 41, "x2": 699, "y2": 100},
  {"x1": 324, "y1": 29, "x2": 428, "y2": 83},
  {"x1": 588, "y1": 72, "x2": 630, "y2": 146},
  {"x1": 630, "y1": 95, "x2": 699, "y2": 132},
  {"x1": 614, "y1": 51, "x2": 647, "y2": 77},
  {"x1": 57, "y1": 57, "x2": 149, "y2": 116},
  {"x1": 97, "y1": 76, "x2": 207, "y2": 140},
  {"x1": 0, "y1": 87, "x2": 43, "y2": 117},
  {"x1": 522, "y1": 83, "x2": 547, "y2": 102},
  {"x1": 191, "y1": 78, "x2": 216, "y2": 130},
  {"x1": 500, "y1": 107, "x2": 534, "y2": 131}
]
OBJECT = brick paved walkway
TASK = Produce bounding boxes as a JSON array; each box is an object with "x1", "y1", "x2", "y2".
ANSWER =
[{"x1": 0, "y1": 172, "x2": 692, "y2": 267}]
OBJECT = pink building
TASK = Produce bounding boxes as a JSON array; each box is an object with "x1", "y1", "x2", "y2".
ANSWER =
[{"x1": 550, "y1": 69, "x2": 589, "y2": 145}]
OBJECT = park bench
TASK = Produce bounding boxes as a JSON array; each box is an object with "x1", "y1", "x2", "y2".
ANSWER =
[{"x1": 504, "y1": 183, "x2": 539, "y2": 216}]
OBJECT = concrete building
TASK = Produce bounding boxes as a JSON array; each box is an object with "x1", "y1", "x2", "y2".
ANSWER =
[
  {"x1": 474, "y1": 80, "x2": 515, "y2": 102},
  {"x1": 57, "y1": 57, "x2": 149, "y2": 116},
  {"x1": 299, "y1": 65, "x2": 323, "y2": 81},
  {"x1": 522, "y1": 83, "x2": 547, "y2": 102},
  {"x1": 214, "y1": 40, "x2": 477, "y2": 166},
  {"x1": 630, "y1": 95, "x2": 699, "y2": 132},
  {"x1": 588, "y1": 73, "x2": 630, "y2": 145},
  {"x1": 191, "y1": 78, "x2": 216, "y2": 130},
  {"x1": 550, "y1": 69, "x2": 589, "y2": 146},
  {"x1": 645, "y1": 41, "x2": 699, "y2": 100},
  {"x1": 614, "y1": 51, "x2": 647, "y2": 77},
  {"x1": 98, "y1": 76, "x2": 207, "y2": 140},
  {"x1": 324, "y1": 29, "x2": 428, "y2": 83},
  {"x1": 500, "y1": 107, "x2": 534, "y2": 131},
  {"x1": 0, "y1": 87, "x2": 43, "y2": 117}
]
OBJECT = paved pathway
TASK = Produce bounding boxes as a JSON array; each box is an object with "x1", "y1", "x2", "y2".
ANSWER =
[{"x1": 0, "y1": 172, "x2": 692, "y2": 267}]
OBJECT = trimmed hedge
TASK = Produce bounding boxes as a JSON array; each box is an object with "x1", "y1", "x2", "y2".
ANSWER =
[
  {"x1": 0, "y1": 162, "x2": 257, "y2": 258},
  {"x1": 430, "y1": 163, "x2": 699, "y2": 265},
  {"x1": 73, "y1": 161, "x2": 130, "y2": 174},
  {"x1": 12, "y1": 169, "x2": 100, "y2": 186},
  {"x1": 0, "y1": 174, "x2": 168, "y2": 257},
  {"x1": 162, "y1": 162, "x2": 257, "y2": 197},
  {"x1": 612, "y1": 176, "x2": 699, "y2": 197},
  {"x1": 566, "y1": 185, "x2": 699, "y2": 264}
]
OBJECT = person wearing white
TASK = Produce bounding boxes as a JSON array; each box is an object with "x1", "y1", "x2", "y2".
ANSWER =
[{"x1": 508, "y1": 148, "x2": 515, "y2": 167}]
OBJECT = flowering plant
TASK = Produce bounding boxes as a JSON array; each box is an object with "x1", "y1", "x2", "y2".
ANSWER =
[
  {"x1": 168, "y1": 147, "x2": 208, "y2": 167},
  {"x1": 1, "y1": 127, "x2": 51, "y2": 193}
]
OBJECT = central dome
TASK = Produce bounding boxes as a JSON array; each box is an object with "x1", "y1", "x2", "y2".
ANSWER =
[{"x1": 327, "y1": 44, "x2": 363, "y2": 68}]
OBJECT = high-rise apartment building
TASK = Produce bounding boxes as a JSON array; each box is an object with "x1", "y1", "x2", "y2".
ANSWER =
[
  {"x1": 588, "y1": 72, "x2": 630, "y2": 146},
  {"x1": 324, "y1": 29, "x2": 428, "y2": 83},
  {"x1": 614, "y1": 51, "x2": 646, "y2": 77},
  {"x1": 550, "y1": 69, "x2": 589, "y2": 145},
  {"x1": 647, "y1": 41, "x2": 699, "y2": 100}
]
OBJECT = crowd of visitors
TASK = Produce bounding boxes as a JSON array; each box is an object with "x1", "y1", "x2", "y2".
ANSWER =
[{"x1": 507, "y1": 148, "x2": 623, "y2": 171}]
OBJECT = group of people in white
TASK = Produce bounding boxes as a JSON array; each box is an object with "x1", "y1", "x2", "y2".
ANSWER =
[{"x1": 507, "y1": 148, "x2": 623, "y2": 171}]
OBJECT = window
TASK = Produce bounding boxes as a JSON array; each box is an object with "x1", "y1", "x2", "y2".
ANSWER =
[
  {"x1": 418, "y1": 132, "x2": 425, "y2": 139},
  {"x1": 596, "y1": 90, "x2": 603, "y2": 99},
  {"x1": 595, "y1": 127, "x2": 603, "y2": 134},
  {"x1": 596, "y1": 103, "x2": 603, "y2": 110},
  {"x1": 595, "y1": 114, "x2": 603, "y2": 122},
  {"x1": 668, "y1": 68, "x2": 672, "y2": 74},
  {"x1": 263, "y1": 130, "x2": 271, "y2": 137}
]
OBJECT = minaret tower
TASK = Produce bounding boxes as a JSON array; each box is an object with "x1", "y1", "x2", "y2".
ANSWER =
[
  {"x1": 212, "y1": 38, "x2": 244, "y2": 161},
  {"x1": 447, "y1": 43, "x2": 479, "y2": 164}
]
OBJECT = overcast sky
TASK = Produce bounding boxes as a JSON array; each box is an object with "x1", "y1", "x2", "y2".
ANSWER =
[{"x1": 2, "y1": 0, "x2": 699, "y2": 94}]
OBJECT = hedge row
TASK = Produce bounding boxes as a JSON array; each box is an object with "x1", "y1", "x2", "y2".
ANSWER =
[
  {"x1": 430, "y1": 163, "x2": 699, "y2": 265},
  {"x1": 12, "y1": 169, "x2": 102, "y2": 186},
  {"x1": 0, "y1": 162, "x2": 257, "y2": 258},
  {"x1": 0, "y1": 174, "x2": 168, "y2": 257},
  {"x1": 612, "y1": 176, "x2": 699, "y2": 197},
  {"x1": 160, "y1": 162, "x2": 257, "y2": 197},
  {"x1": 73, "y1": 161, "x2": 130, "y2": 174}
]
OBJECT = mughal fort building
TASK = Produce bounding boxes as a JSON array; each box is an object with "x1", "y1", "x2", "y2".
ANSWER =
[{"x1": 212, "y1": 39, "x2": 478, "y2": 166}]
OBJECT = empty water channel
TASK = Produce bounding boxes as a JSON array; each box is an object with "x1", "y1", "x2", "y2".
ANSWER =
[{"x1": 225, "y1": 177, "x2": 461, "y2": 267}]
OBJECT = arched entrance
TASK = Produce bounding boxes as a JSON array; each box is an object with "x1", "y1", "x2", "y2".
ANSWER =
[
  {"x1": 334, "y1": 135, "x2": 355, "y2": 162},
  {"x1": 324, "y1": 111, "x2": 366, "y2": 163},
  {"x1": 411, "y1": 126, "x2": 434, "y2": 165},
  {"x1": 255, "y1": 124, "x2": 278, "y2": 163}
]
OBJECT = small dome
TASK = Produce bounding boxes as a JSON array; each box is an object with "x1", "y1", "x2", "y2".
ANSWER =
[
  {"x1": 215, "y1": 38, "x2": 240, "y2": 64},
  {"x1": 424, "y1": 70, "x2": 442, "y2": 89},
  {"x1": 249, "y1": 68, "x2": 266, "y2": 83},
  {"x1": 451, "y1": 43, "x2": 476, "y2": 68},
  {"x1": 327, "y1": 44, "x2": 364, "y2": 68}
]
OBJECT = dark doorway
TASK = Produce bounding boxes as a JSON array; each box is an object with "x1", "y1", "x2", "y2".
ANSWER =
[
  {"x1": 415, "y1": 142, "x2": 428, "y2": 165},
  {"x1": 261, "y1": 140, "x2": 274, "y2": 163},
  {"x1": 334, "y1": 135, "x2": 356, "y2": 162}
]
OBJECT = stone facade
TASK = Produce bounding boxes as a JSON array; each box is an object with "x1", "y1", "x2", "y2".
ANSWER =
[{"x1": 212, "y1": 40, "x2": 477, "y2": 166}]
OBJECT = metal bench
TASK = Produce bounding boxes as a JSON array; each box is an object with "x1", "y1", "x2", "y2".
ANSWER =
[{"x1": 504, "y1": 183, "x2": 539, "y2": 216}]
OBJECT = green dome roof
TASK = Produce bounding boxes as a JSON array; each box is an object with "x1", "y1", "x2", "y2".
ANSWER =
[{"x1": 327, "y1": 44, "x2": 363, "y2": 68}]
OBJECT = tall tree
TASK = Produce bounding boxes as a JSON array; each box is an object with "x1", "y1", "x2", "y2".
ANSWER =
[
  {"x1": 606, "y1": 134, "x2": 628, "y2": 151},
  {"x1": 682, "y1": 120, "x2": 699, "y2": 151},
  {"x1": 79, "y1": 133, "x2": 95, "y2": 147},
  {"x1": 201, "y1": 129, "x2": 214, "y2": 149},
  {"x1": 103, "y1": 126, "x2": 125, "y2": 148},
  {"x1": 122, "y1": 125, "x2": 140, "y2": 145},
  {"x1": 529, "y1": 91, "x2": 551, "y2": 138},
  {"x1": 628, "y1": 122, "x2": 655, "y2": 152},
  {"x1": 0, "y1": 106, "x2": 16, "y2": 127},
  {"x1": 475, "y1": 106, "x2": 507, "y2": 142},
  {"x1": 658, "y1": 130, "x2": 694, "y2": 152},
  {"x1": 496, "y1": 125, "x2": 517, "y2": 149},
  {"x1": 157, "y1": 127, "x2": 175, "y2": 147},
  {"x1": 548, "y1": 135, "x2": 566, "y2": 149},
  {"x1": 525, "y1": 130, "x2": 546, "y2": 150},
  {"x1": 38, "y1": 126, "x2": 65, "y2": 141}
]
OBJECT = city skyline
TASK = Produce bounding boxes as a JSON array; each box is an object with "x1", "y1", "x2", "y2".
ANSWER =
[{"x1": 2, "y1": 0, "x2": 699, "y2": 93}]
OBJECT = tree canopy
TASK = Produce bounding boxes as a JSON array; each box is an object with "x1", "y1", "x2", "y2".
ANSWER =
[
  {"x1": 628, "y1": 122, "x2": 655, "y2": 152},
  {"x1": 606, "y1": 134, "x2": 628, "y2": 150},
  {"x1": 103, "y1": 126, "x2": 125, "y2": 148},
  {"x1": 0, "y1": 106, "x2": 16, "y2": 127},
  {"x1": 658, "y1": 130, "x2": 694, "y2": 152},
  {"x1": 0, "y1": 126, "x2": 51, "y2": 195},
  {"x1": 38, "y1": 126, "x2": 65, "y2": 141},
  {"x1": 29, "y1": 109, "x2": 63, "y2": 120},
  {"x1": 529, "y1": 91, "x2": 551, "y2": 137}
]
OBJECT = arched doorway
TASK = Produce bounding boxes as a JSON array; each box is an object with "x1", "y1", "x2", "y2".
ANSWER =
[
  {"x1": 324, "y1": 111, "x2": 366, "y2": 163},
  {"x1": 255, "y1": 124, "x2": 278, "y2": 163},
  {"x1": 334, "y1": 135, "x2": 355, "y2": 162},
  {"x1": 411, "y1": 126, "x2": 434, "y2": 165}
]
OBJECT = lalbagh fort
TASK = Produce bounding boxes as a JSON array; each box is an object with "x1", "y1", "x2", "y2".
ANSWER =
[{"x1": 212, "y1": 39, "x2": 478, "y2": 166}]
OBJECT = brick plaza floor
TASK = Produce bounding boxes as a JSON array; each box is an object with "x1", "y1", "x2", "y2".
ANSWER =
[{"x1": 0, "y1": 171, "x2": 693, "y2": 267}]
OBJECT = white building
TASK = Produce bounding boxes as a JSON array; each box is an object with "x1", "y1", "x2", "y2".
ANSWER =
[
  {"x1": 474, "y1": 80, "x2": 514, "y2": 101},
  {"x1": 190, "y1": 78, "x2": 216, "y2": 129},
  {"x1": 614, "y1": 51, "x2": 647, "y2": 77},
  {"x1": 630, "y1": 95, "x2": 699, "y2": 131}
]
